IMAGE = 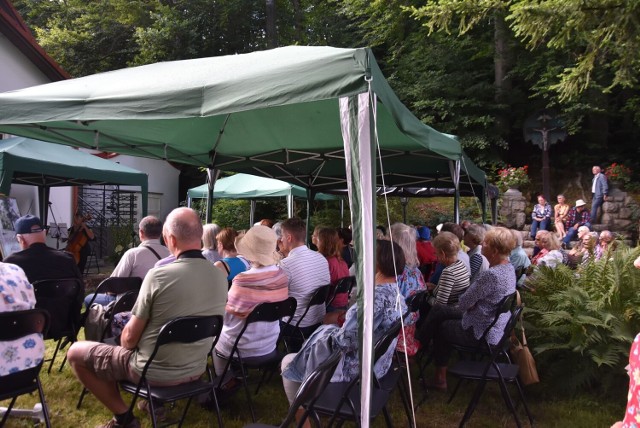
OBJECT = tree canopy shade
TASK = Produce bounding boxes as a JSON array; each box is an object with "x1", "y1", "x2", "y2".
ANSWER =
[
  {"x1": 0, "y1": 46, "x2": 485, "y2": 197},
  {"x1": 0, "y1": 137, "x2": 148, "y2": 221}
]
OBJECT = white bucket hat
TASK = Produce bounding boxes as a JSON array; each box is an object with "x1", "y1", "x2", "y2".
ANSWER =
[
  {"x1": 575, "y1": 199, "x2": 587, "y2": 207},
  {"x1": 235, "y1": 225, "x2": 280, "y2": 266}
]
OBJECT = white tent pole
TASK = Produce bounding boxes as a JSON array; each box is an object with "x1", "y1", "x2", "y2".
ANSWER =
[
  {"x1": 450, "y1": 160, "x2": 461, "y2": 223},
  {"x1": 187, "y1": 196, "x2": 192, "y2": 208},
  {"x1": 287, "y1": 193, "x2": 294, "y2": 218},
  {"x1": 205, "y1": 168, "x2": 220, "y2": 223},
  {"x1": 250, "y1": 200, "x2": 256, "y2": 227},
  {"x1": 340, "y1": 199, "x2": 344, "y2": 228},
  {"x1": 340, "y1": 91, "x2": 375, "y2": 428}
]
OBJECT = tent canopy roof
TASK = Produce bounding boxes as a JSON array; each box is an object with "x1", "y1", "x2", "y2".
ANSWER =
[
  {"x1": 0, "y1": 136, "x2": 148, "y2": 198},
  {"x1": 187, "y1": 173, "x2": 339, "y2": 201},
  {"x1": 0, "y1": 46, "x2": 485, "y2": 196}
]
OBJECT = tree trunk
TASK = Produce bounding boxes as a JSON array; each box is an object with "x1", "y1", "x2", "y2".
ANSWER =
[
  {"x1": 266, "y1": 0, "x2": 277, "y2": 48},
  {"x1": 494, "y1": 12, "x2": 512, "y2": 136}
]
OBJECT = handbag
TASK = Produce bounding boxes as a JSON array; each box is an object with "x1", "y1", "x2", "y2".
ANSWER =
[
  {"x1": 509, "y1": 309, "x2": 540, "y2": 386},
  {"x1": 84, "y1": 300, "x2": 115, "y2": 341}
]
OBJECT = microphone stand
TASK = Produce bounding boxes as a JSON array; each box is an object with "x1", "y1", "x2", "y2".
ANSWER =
[{"x1": 48, "y1": 202, "x2": 61, "y2": 249}]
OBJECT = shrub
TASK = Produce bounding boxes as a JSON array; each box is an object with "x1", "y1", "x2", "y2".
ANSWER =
[
  {"x1": 495, "y1": 165, "x2": 530, "y2": 191},
  {"x1": 525, "y1": 245, "x2": 640, "y2": 394}
]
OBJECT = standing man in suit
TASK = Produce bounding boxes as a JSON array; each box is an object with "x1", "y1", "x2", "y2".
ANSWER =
[{"x1": 591, "y1": 165, "x2": 609, "y2": 223}]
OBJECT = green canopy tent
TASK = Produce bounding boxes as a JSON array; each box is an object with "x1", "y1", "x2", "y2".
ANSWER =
[
  {"x1": 187, "y1": 173, "x2": 341, "y2": 226},
  {"x1": 0, "y1": 46, "x2": 486, "y2": 425},
  {"x1": 0, "y1": 137, "x2": 149, "y2": 223}
]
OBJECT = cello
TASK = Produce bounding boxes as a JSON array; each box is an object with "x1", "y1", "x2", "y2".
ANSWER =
[{"x1": 65, "y1": 213, "x2": 92, "y2": 264}]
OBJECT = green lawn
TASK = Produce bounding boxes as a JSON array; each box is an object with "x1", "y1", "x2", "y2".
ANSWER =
[{"x1": 1, "y1": 339, "x2": 624, "y2": 428}]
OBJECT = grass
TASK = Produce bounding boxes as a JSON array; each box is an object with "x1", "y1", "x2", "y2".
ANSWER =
[{"x1": 1, "y1": 335, "x2": 624, "y2": 428}]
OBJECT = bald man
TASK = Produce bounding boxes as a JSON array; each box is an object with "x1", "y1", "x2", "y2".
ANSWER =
[{"x1": 67, "y1": 208, "x2": 228, "y2": 428}]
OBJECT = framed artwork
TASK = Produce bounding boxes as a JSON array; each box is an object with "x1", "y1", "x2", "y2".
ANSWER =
[{"x1": 0, "y1": 196, "x2": 21, "y2": 260}]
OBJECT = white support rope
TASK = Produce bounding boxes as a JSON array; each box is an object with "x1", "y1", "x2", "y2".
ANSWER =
[{"x1": 368, "y1": 83, "x2": 418, "y2": 428}]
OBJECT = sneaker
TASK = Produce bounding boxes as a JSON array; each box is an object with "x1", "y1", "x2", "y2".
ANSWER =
[
  {"x1": 96, "y1": 416, "x2": 140, "y2": 428},
  {"x1": 137, "y1": 399, "x2": 167, "y2": 422}
]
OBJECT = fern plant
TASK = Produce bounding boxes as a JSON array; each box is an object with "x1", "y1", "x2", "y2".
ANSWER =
[{"x1": 524, "y1": 246, "x2": 640, "y2": 393}]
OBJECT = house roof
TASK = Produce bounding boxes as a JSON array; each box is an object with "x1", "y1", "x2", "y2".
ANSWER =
[{"x1": 0, "y1": 0, "x2": 70, "y2": 81}]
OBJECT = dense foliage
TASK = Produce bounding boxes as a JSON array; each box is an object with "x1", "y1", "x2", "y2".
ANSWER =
[{"x1": 525, "y1": 246, "x2": 640, "y2": 393}]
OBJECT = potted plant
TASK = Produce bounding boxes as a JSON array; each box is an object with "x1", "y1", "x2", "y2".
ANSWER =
[
  {"x1": 604, "y1": 163, "x2": 633, "y2": 190},
  {"x1": 496, "y1": 165, "x2": 530, "y2": 192}
]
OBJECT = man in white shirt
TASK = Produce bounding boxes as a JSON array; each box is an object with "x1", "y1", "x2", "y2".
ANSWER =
[
  {"x1": 591, "y1": 165, "x2": 609, "y2": 223},
  {"x1": 84, "y1": 216, "x2": 170, "y2": 307},
  {"x1": 278, "y1": 217, "x2": 330, "y2": 350}
]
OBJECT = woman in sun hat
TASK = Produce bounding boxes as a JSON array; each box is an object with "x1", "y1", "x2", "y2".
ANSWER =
[{"x1": 212, "y1": 225, "x2": 289, "y2": 381}]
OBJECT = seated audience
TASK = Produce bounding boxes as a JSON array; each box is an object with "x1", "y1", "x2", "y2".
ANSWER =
[
  {"x1": 279, "y1": 218, "x2": 330, "y2": 350},
  {"x1": 464, "y1": 224, "x2": 489, "y2": 284},
  {"x1": 531, "y1": 230, "x2": 564, "y2": 268},
  {"x1": 596, "y1": 230, "x2": 616, "y2": 260},
  {"x1": 0, "y1": 262, "x2": 45, "y2": 376},
  {"x1": 281, "y1": 239, "x2": 406, "y2": 422},
  {"x1": 426, "y1": 227, "x2": 516, "y2": 391},
  {"x1": 390, "y1": 222, "x2": 427, "y2": 356},
  {"x1": 316, "y1": 227, "x2": 350, "y2": 312},
  {"x1": 67, "y1": 207, "x2": 227, "y2": 428},
  {"x1": 214, "y1": 227, "x2": 249, "y2": 286},
  {"x1": 567, "y1": 226, "x2": 592, "y2": 267},
  {"x1": 554, "y1": 194, "x2": 570, "y2": 239},
  {"x1": 562, "y1": 199, "x2": 591, "y2": 246},
  {"x1": 425, "y1": 232, "x2": 469, "y2": 307},
  {"x1": 530, "y1": 194, "x2": 552, "y2": 240},
  {"x1": 337, "y1": 227, "x2": 354, "y2": 268},
  {"x1": 509, "y1": 229, "x2": 531, "y2": 287},
  {"x1": 429, "y1": 222, "x2": 470, "y2": 285},
  {"x1": 85, "y1": 216, "x2": 169, "y2": 307},
  {"x1": 213, "y1": 225, "x2": 289, "y2": 380},
  {"x1": 416, "y1": 226, "x2": 437, "y2": 280},
  {"x1": 5, "y1": 215, "x2": 84, "y2": 323},
  {"x1": 202, "y1": 223, "x2": 222, "y2": 263}
]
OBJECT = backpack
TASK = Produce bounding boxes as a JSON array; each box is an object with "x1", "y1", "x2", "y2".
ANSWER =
[{"x1": 84, "y1": 300, "x2": 115, "y2": 341}]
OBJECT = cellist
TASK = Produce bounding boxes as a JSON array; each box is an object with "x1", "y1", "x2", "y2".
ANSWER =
[{"x1": 66, "y1": 211, "x2": 95, "y2": 273}]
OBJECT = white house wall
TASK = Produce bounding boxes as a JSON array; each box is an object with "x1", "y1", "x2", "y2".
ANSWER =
[
  {"x1": 2, "y1": 31, "x2": 73, "y2": 229},
  {"x1": 103, "y1": 155, "x2": 179, "y2": 222},
  {"x1": 0, "y1": 33, "x2": 50, "y2": 92}
]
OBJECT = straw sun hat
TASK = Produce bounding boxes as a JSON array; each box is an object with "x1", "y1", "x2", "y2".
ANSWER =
[{"x1": 235, "y1": 225, "x2": 280, "y2": 266}]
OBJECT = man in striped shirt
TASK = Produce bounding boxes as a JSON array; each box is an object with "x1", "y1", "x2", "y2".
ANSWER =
[{"x1": 279, "y1": 217, "x2": 330, "y2": 350}]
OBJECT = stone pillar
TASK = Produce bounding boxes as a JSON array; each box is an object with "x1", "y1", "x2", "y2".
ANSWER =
[{"x1": 499, "y1": 188, "x2": 527, "y2": 229}]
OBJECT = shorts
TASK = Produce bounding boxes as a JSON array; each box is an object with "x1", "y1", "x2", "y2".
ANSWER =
[{"x1": 83, "y1": 342, "x2": 140, "y2": 383}]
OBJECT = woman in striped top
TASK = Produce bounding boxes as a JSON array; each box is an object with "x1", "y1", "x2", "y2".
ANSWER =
[{"x1": 427, "y1": 231, "x2": 470, "y2": 306}]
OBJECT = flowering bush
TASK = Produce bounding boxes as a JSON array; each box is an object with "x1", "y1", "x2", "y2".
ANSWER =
[
  {"x1": 604, "y1": 163, "x2": 632, "y2": 187},
  {"x1": 496, "y1": 165, "x2": 530, "y2": 190}
]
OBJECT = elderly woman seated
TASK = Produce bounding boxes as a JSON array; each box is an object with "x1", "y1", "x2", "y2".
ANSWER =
[
  {"x1": 213, "y1": 225, "x2": 289, "y2": 383},
  {"x1": 425, "y1": 231, "x2": 470, "y2": 307},
  {"x1": 425, "y1": 227, "x2": 517, "y2": 391},
  {"x1": 531, "y1": 230, "x2": 564, "y2": 268},
  {"x1": 389, "y1": 223, "x2": 426, "y2": 356},
  {"x1": 281, "y1": 239, "x2": 406, "y2": 423}
]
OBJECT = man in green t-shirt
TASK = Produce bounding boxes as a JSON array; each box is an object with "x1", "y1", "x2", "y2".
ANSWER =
[{"x1": 67, "y1": 207, "x2": 227, "y2": 428}]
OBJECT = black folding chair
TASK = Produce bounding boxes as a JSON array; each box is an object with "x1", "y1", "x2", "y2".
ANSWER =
[
  {"x1": 447, "y1": 305, "x2": 534, "y2": 427},
  {"x1": 283, "y1": 285, "x2": 330, "y2": 352},
  {"x1": 309, "y1": 318, "x2": 404, "y2": 428},
  {"x1": 243, "y1": 346, "x2": 342, "y2": 428},
  {"x1": 119, "y1": 315, "x2": 224, "y2": 428},
  {"x1": 215, "y1": 297, "x2": 297, "y2": 422},
  {"x1": 0, "y1": 309, "x2": 51, "y2": 428},
  {"x1": 77, "y1": 289, "x2": 140, "y2": 408},
  {"x1": 326, "y1": 276, "x2": 356, "y2": 308},
  {"x1": 82, "y1": 276, "x2": 143, "y2": 319},
  {"x1": 32, "y1": 277, "x2": 84, "y2": 373}
]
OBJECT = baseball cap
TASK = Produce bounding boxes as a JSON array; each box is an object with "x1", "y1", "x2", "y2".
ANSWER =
[{"x1": 14, "y1": 215, "x2": 45, "y2": 234}]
